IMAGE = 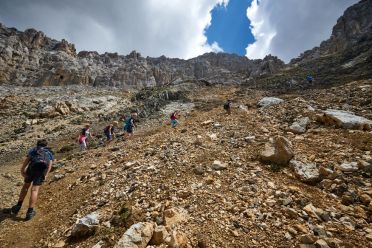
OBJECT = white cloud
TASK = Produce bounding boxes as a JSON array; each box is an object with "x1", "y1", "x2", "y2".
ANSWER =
[
  {"x1": 0, "y1": 0, "x2": 228, "y2": 59},
  {"x1": 245, "y1": 0, "x2": 359, "y2": 62}
]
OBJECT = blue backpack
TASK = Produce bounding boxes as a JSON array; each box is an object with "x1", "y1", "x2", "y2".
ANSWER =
[{"x1": 29, "y1": 147, "x2": 50, "y2": 171}]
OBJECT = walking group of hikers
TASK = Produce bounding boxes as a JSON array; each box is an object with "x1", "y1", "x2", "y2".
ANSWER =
[{"x1": 5, "y1": 101, "x2": 232, "y2": 221}]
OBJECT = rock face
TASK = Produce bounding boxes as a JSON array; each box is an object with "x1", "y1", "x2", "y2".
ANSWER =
[
  {"x1": 0, "y1": 23, "x2": 285, "y2": 88},
  {"x1": 260, "y1": 136, "x2": 294, "y2": 165},
  {"x1": 292, "y1": 0, "x2": 372, "y2": 63},
  {"x1": 114, "y1": 222, "x2": 154, "y2": 248},
  {"x1": 317, "y1": 109, "x2": 372, "y2": 130}
]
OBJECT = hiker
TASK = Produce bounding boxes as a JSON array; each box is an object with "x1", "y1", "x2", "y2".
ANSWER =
[
  {"x1": 104, "y1": 121, "x2": 118, "y2": 145},
  {"x1": 78, "y1": 124, "x2": 93, "y2": 151},
  {"x1": 223, "y1": 100, "x2": 232, "y2": 115},
  {"x1": 170, "y1": 110, "x2": 179, "y2": 128},
  {"x1": 306, "y1": 75, "x2": 314, "y2": 83},
  {"x1": 8, "y1": 139, "x2": 53, "y2": 220},
  {"x1": 123, "y1": 111, "x2": 138, "y2": 138}
]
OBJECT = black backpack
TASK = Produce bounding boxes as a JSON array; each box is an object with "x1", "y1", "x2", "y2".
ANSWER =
[{"x1": 29, "y1": 147, "x2": 50, "y2": 171}]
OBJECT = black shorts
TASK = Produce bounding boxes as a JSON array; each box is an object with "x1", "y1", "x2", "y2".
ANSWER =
[
  {"x1": 25, "y1": 168, "x2": 46, "y2": 186},
  {"x1": 126, "y1": 128, "x2": 133, "y2": 134}
]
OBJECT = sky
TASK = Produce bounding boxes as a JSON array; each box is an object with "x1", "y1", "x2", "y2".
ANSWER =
[{"x1": 0, "y1": 0, "x2": 358, "y2": 62}]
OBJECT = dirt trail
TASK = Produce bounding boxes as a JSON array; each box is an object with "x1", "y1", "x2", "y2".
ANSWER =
[{"x1": 0, "y1": 85, "x2": 371, "y2": 247}]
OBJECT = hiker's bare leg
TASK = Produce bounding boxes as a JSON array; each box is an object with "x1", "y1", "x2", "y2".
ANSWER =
[
  {"x1": 18, "y1": 183, "x2": 31, "y2": 202},
  {"x1": 29, "y1": 185, "x2": 40, "y2": 208}
]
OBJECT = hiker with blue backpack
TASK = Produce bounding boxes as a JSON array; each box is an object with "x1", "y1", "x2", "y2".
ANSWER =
[
  {"x1": 8, "y1": 139, "x2": 54, "y2": 220},
  {"x1": 123, "y1": 111, "x2": 138, "y2": 138}
]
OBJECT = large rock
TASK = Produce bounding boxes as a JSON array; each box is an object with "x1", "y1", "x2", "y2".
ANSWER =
[
  {"x1": 149, "y1": 225, "x2": 170, "y2": 245},
  {"x1": 260, "y1": 136, "x2": 294, "y2": 165},
  {"x1": 337, "y1": 162, "x2": 359, "y2": 172},
  {"x1": 290, "y1": 160, "x2": 320, "y2": 184},
  {"x1": 317, "y1": 109, "x2": 372, "y2": 130},
  {"x1": 114, "y1": 222, "x2": 154, "y2": 248},
  {"x1": 70, "y1": 212, "x2": 99, "y2": 238},
  {"x1": 289, "y1": 117, "x2": 310, "y2": 134},
  {"x1": 257, "y1": 97, "x2": 284, "y2": 108}
]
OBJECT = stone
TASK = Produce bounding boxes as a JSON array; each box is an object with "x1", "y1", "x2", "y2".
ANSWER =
[
  {"x1": 168, "y1": 230, "x2": 189, "y2": 248},
  {"x1": 149, "y1": 225, "x2": 170, "y2": 245},
  {"x1": 164, "y1": 208, "x2": 188, "y2": 228},
  {"x1": 318, "y1": 166, "x2": 333, "y2": 179},
  {"x1": 114, "y1": 222, "x2": 154, "y2": 248},
  {"x1": 289, "y1": 117, "x2": 310, "y2": 134},
  {"x1": 71, "y1": 212, "x2": 99, "y2": 238},
  {"x1": 257, "y1": 97, "x2": 284, "y2": 108},
  {"x1": 303, "y1": 204, "x2": 323, "y2": 221},
  {"x1": 92, "y1": 241, "x2": 105, "y2": 248},
  {"x1": 366, "y1": 233, "x2": 372, "y2": 242},
  {"x1": 299, "y1": 234, "x2": 317, "y2": 244},
  {"x1": 337, "y1": 162, "x2": 358, "y2": 172},
  {"x1": 290, "y1": 160, "x2": 320, "y2": 184},
  {"x1": 317, "y1": 109, "x2": 372, "y2": 130},
  {"x1": 260, "y1": 136, "x2": 294, "y2": 165},
  {"x1": 193, "y1": 166, "x2": 205, "y2": 175},
  {"x1": 313, "y1": 225, "x2": 327, "y2": 237},
  {"x1": 211, "y1": 160, "x2": 227, "y2": 170},
  {"x1": 53, "y1": 174, "x2": 65, "y2": 181},
  {"x1": 314, "y1": 239, "x2": 330, "y2": 248}
]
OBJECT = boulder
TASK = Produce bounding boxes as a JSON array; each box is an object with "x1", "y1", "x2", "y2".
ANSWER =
[
  {"x1": 260, "y1": 136, "x2": 294, "y2": 165},
  {"x1": 290, "y1": 160, "x2": 320, "y2": 184},
  {"x1": 257, "y1": 97, "x2": 284, "y2": 108},
  {"x1": 71, "y1": 212, "x2": 99, "y2": 238},
  {"x1": 317, "y1": 109, "x2": 372, "y2": 130},
  {"x1": 337, "y1": 162, "x2": 359, "y2": 172},
  {"x1": 114, "y1": 222, "x2": 154, "y2": 248}
]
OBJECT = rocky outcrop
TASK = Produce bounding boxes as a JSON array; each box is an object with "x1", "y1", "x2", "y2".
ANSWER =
[
  {"x1": 0, "y1": 23, "x2": 285, "y2": 88},
  {"x1": 292, "y1": 0, "x2": 372, "y2": 63},
  {"x1": 316, "y1": 109, "x2": 372, "y2": 130}
]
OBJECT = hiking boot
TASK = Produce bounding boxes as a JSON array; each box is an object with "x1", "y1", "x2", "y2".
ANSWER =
[
  {"x1": 10, "y1": 205, "x2": 21, "y2": 216},
  {"x1": 25, "y1": 209, "x2": 36, "y2": 221}
]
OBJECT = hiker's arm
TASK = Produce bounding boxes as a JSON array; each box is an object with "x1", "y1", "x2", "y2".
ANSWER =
[
  {"x1": 21, "y1": 157, "x2": 31, "y2": 177},
  {"x1": 45, "y1": 161, "x2": 52, "y2": 179}
]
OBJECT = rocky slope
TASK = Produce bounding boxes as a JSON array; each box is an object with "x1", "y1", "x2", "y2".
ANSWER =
[{"x1": 0, "y1": 80, "x2": 371, "y2": 248}]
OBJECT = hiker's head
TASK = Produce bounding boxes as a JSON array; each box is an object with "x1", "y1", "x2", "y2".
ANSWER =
[
  {"x1": 85, "y1": 124, "x2": 91, "y2": 128},
  {"x1": 131, "y1": 111, "x2": 138, "y2": 118},
  {"x1": 113, "y1": 121, "x2": 119, "y2": 126},
  {"x1": 36, "y1": 139, "x2": 48, "y2": 147},
  {"x1": 227, "y1": 99, "x2": 232, "y2": 102}
]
